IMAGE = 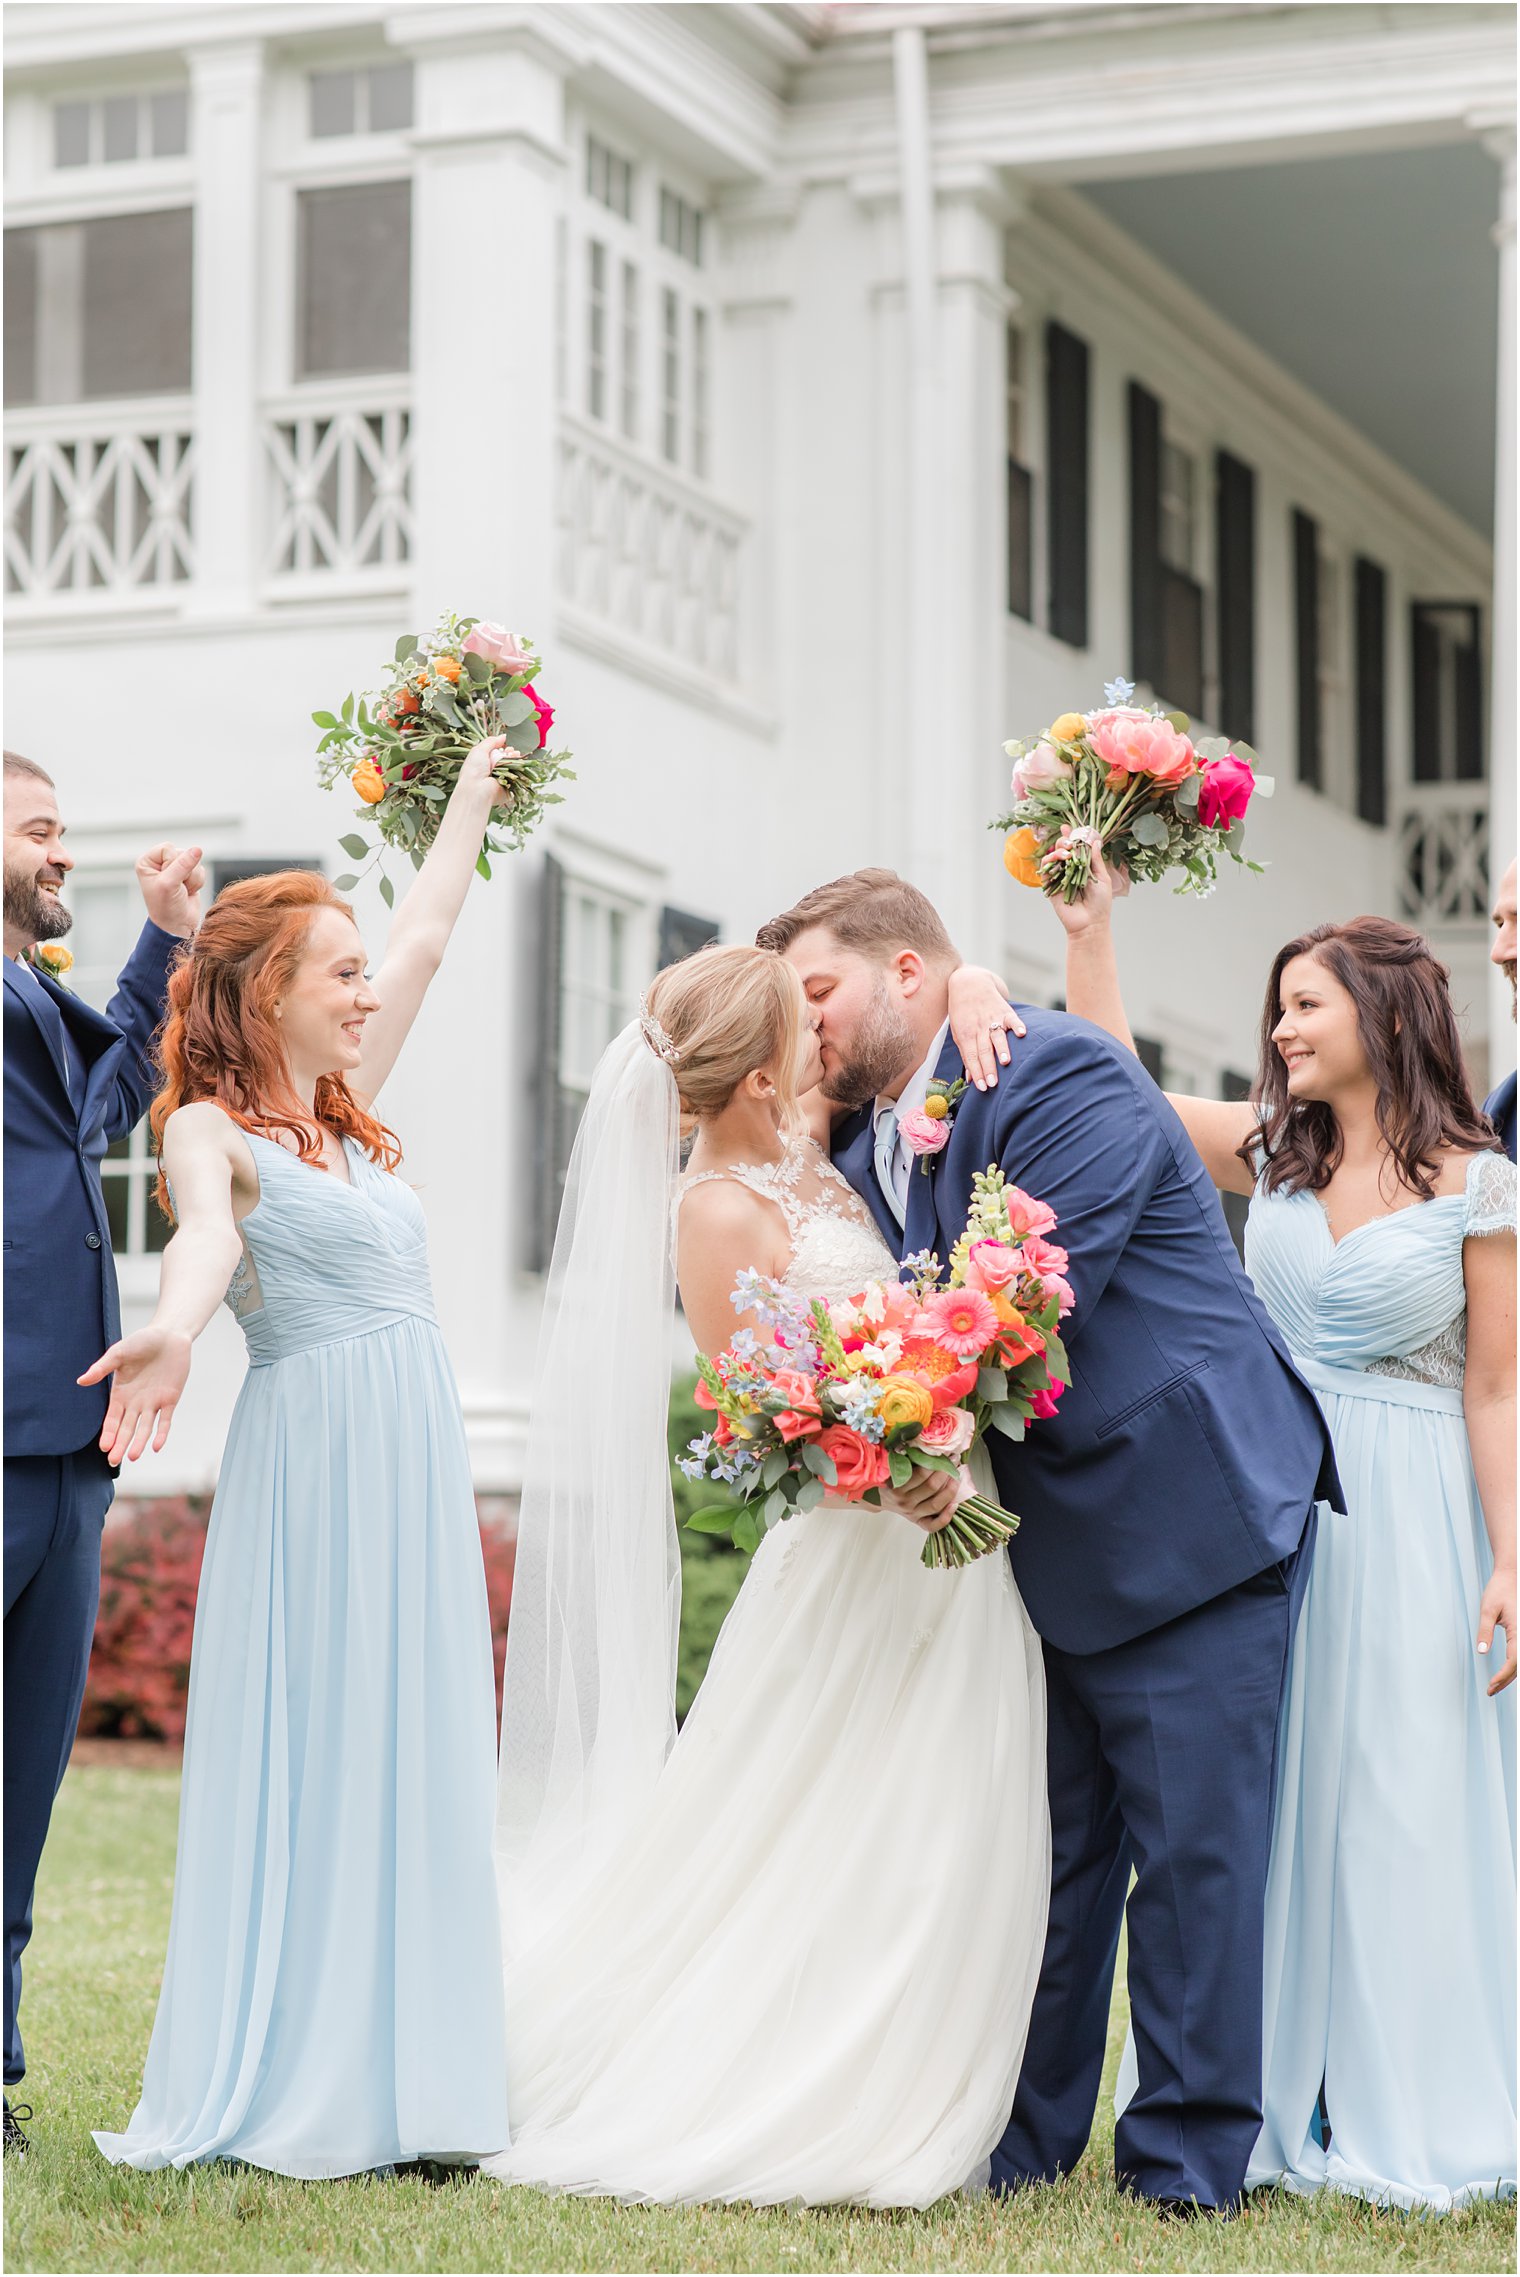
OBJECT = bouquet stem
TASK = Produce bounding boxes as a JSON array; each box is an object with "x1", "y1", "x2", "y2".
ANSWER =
[{"x1": 920, "y1": 1492, "x2": 1020, "y2": 1572}]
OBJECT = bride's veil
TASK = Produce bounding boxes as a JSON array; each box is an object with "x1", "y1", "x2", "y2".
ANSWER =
[{"x1": 494, "y1": 1021, "x2": 683, "y2": 1950}]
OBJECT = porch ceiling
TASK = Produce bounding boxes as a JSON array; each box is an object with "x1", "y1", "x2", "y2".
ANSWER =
[{"x1": 1082, "y1": 141, "x2": 1501, "y2": 540}]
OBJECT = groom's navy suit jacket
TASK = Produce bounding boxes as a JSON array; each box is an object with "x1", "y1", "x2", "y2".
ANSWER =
[
  {"x1": 835, "y1": 1009, "x2": 1342, "y2": 1655},
  {"x1": 3, "y1": 924, "x2": 179, "y2": 1457}
]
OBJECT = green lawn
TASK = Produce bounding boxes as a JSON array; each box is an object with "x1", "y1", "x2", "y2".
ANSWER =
[{"x1": 6, "y1": 1763, "x2": 1514, "y2": 2276}]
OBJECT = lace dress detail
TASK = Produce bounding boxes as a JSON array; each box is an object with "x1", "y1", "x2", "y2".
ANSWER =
[
  {"x1": 224, "y1": 1241, "x2": 263, "y2": 1321},
  {"x1": 1363, "y1": 1153, "x2": 1515, "y2": 1392},
  {"x1": 677, "y1": 1138, "x2": 898, "y2": 1305}
]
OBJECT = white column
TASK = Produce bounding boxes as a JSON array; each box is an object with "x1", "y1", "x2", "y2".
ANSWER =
[
  {"x1": 384, "y1": 12, "x2": 576, "y2": 1489},
  {"x1": 186, "y1": 42, "x2": 263, "y2": 616},
  {"x1": 1484, "y1": 125, "x2": 1517, "y2": 1078}
]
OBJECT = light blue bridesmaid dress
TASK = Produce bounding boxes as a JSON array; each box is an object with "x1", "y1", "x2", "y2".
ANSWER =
[
  {"x1": 94, "y1": 1130, "x2": 509, "y2": 2178},
  {"x1": 1244, "y1": 1148, "x2": 1517, "y2": 2212}
]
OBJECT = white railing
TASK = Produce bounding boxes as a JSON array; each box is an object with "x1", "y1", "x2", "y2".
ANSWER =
[
  {"x1": 557, "y1": 414, "x2": 745, "y2": 685},
  {"x1": 4, "y1": 399, "x2": 195, "y2": 606},
  {"x1": 262, "y1": 381, "x2": 413, "y2": 595},
  {"x1": 1396, "y1": 780, "x2": 1490, "y2": 929}
]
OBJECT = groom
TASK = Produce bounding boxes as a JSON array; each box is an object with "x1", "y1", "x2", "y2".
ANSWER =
[{"x1": 758, "y1": 869, "x2": 1341, "y2": 2217}]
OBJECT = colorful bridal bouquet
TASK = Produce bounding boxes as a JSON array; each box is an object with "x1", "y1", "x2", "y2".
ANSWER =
[
  {"x1": 993, "y1": 677, "x2": 1272, "y2": 904},
  {"x1": 315, "y1": 613, "x2": 574, "y2": 902},
  {"x1": 680, "y1": 1169, "x2": 1073, "y2": 1571}
]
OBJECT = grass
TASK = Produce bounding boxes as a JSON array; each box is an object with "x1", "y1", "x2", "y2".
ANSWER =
[{"x1": 6, "y1": 1763, "x2": 1515, "y2": 2276}]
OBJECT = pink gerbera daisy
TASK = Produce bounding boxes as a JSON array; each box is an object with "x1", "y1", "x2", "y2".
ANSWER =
[{"x1": 919, "y1": 1286, "x2": 1001, "y2": 1360}]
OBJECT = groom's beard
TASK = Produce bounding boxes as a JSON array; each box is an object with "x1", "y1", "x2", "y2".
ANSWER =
[
  {"x1": 4, "y1": 862, "x2": 72, "y2": 946},
  {"x1": 820, "y1": 978, "x2": 918, "y2": 1109}
]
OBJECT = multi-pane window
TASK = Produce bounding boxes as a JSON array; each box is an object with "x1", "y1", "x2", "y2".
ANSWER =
[
  {"x1": 308, "y1": 63, "x2": 413, "y2": 138},
  {"x1": 620, "y1": 260, "x2": 641, "y2": 441},
  {"x1": 296, "y1": 180, "x2": 411, "y2": 377},
  {"x1": 661, "y1": 288, "x2": 681, "y2": 465},
  {"x1": 4, "y1": 210, "x2": 193, "y2": 406},
  {"x1": 1410, "y1": 602, "x2": 1485, "y2": 783},
  {"x1": 1006, "y1": 324, "x2": 1033, "y2": 622},
  {"x1": 690, "y1": 306, "x2": 710, "y2": 480},
  {"x1": 586, "y1": 239, "x2": 609, "y2": 422},
  {"x1": 1159, "y1": 441, "x2": 1196, "y2": 576},
  {"x1": 1317, "y1": 544, "x2": 1349, "y2": 801},
  {"x1": 659, "y1": 187, "x2": 704, "y2": 267},
  {"x1": 53, "y1": 88, "x2": 188, "y2": 168},
  {"x1": 560, "y1": 880, "x2": 637, "y2": 1098},
  {"x1": 586, "y1": 134, "x2": 634, "y2": 221}
]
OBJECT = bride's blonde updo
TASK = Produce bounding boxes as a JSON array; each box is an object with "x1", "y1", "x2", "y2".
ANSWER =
[{"x1": 641, "y1": 944, "x2": 809, "y2": 1137}]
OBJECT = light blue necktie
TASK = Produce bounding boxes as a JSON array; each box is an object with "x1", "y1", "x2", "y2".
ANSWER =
[{"x1": 873, "y1": 1103, "x2": 906, "y2": 1230}]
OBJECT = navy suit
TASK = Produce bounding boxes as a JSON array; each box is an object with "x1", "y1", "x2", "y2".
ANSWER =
[
  {"x1": 1484, "y1": 1069, "x2": 1516, "y2": 1164},
  {"x1": 836, "y1": 1009, "x2": 1341, "y2": 2210},
  {"x1": 3, "y1": 924, "x2": 179, "y2": 2085}
]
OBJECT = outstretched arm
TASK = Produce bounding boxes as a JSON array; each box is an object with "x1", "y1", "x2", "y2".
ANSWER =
[
  {"x1": 1045, "y1": 854, "x2": 1257, "y2": 1196},
  {"x1": 78, "y1": 1105, "x2": 245, "y2": 1461},
  {"x1": 350, "y1": 737, "x2": 513, "y2": 1100}
]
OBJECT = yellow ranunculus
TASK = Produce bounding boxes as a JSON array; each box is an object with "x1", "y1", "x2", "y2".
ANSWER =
[
  {"x1": 874, "y1": 1374, "x2": 935, "y2": 1433},
  {"x1": 1049, "y1": 711, "x2": 1087, "y2": 743},
  {"x1": 352, "y1": 757, "x2": 387, "y2": 805},
  {"x1": 1003, "y1": 827, "x2": 1045, "y2": 888},
  {"x1": 35, "y1": 943, "x2": 73, "y2": 976}
]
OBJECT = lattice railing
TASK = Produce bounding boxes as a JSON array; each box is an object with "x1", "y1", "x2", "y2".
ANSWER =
[
  {"x1": 1397, "y1": 783, "x2": 1490, "y2": 927},
  {"x1": 5, "y1": 403, "x2": 195, "y2": 603},
  {"x1": 557, "y1": 415, "x2": 745, "y2": 684},
  {"x1": 263, "y1": 386, "x2": 413, "y2": 588}
]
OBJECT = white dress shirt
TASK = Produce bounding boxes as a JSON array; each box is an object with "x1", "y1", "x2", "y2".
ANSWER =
[{"x1": 872, "y1": 1019, "x2": 950, "y2": 1230}]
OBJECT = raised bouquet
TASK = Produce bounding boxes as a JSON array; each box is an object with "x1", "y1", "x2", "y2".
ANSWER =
[
  {"x1": 680, "y1": 1170, "x2": 1073, "y2": 1571},
  {"x1": 994, "y1": 676, "x2": 1271, "y2": 904},
  {"x1": 315, "y1": 613, "x2": 574, "y2": 902}
]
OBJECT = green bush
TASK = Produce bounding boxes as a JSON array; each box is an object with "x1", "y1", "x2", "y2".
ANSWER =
[{"x1": 669, "y1": 1372, "x2": 752, "y2": 1719}]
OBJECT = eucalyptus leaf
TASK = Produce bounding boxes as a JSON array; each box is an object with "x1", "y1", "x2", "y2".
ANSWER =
[
  {"x1": 462, "y1": 649, "x2": 491, "y2": 683},
  {"x1": 977, "y1": 1366, "x2": 1009, "y2": 1402},
  {"x1": 378, "y1": 873, "x2": 395, "y2": 910},
  {"x1": 332, "y1": 873, "x2": 359, "y2": 892},
  {"x1": 498, "y1": 691, "x2": 535, "y2": 728},
  {"x1": 394, "y1": 634, "x2": 420, "y2": 664},
  {"x1": 1195, "y1": 736, "x2": 1231, "y2": 761},
  {"x1": 762, "y1": 1488, "x2": 788, "y2": 1528},
  {"x1": 795, "y1": 1478, "x2": 826, "y2": 1512},
  {"x1": 801, "y1": 1445, "x2": 837, "y2": 1485},
  {"x1": 761, "y1": 1449, "x2": 789, "y2": 1490},
  {"x1": 1042, "y1": 1329, "x2": 1070, "y2": 1385},
  {"x1": 1165, "y1": 711, "x2": 1190, "y2": 734},
  {"x1": 1174, "y1": 773, "x2": 1201, "y2": 810},
  {"x1": 888, "y1": 1451, "x2": 913, "y2": 1489},
  {"x1": 990, "y1": 1407, "x2": 1027, "y2": 1441},
  {"x1": 1130, "y1": 812, "x2": 1169, "y2": 847},
  {"x1": 1252, "y1": 774, "x2": 1275, "y2": 799},
  {"x1": 339, "y1": 834, "x2": 370, "y2": 861}
]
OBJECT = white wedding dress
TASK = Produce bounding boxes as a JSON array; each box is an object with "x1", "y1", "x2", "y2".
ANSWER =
[{"x1": 485, "y1": 1141, "x2": 1050, "y2": 2208}]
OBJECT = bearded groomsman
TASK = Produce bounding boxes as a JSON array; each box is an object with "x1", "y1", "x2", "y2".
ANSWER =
[
  {"x1": 2, "y1": 752, "x2": 203, "y2": 2154},
  {"x1": 1486, "y1": 857, "x2": 1516, "y2": 1162}
]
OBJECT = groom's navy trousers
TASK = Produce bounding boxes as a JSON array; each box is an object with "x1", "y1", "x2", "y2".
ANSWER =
[
  {"x1": 3, "y1": 926, "x2": 177, "y2": 2085},
  {"x1": 836, "y1": 1008, "x2": 1341, "y2": 2213}
]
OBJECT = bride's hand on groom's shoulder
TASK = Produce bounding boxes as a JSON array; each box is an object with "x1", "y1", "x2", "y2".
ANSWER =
[{"x1": 947, "y1": 966, "x2": 1025, "y2": 1091}]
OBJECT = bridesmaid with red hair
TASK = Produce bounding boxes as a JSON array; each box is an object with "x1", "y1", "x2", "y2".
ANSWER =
[{"x1": 87, "y1": 738, "x2": 515, "y2": 2179}]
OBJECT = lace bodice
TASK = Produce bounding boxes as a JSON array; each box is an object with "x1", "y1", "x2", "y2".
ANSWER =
[
  {"x1": 1246, "y1": 1150, "x2": 1516, "y2": 1392},
  {"x1": 677, "y1": 1138, "x2": 898, "y2": 1306}
]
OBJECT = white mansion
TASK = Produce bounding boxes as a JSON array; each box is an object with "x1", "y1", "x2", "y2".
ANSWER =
[{"x1": 4, "y1": 0, "x2": 1514, "y2": 1495}]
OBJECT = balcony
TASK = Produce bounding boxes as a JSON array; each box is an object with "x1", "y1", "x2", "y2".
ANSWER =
[
  {"x1": 556, "y1": 414, "x2": 747, "y2": 689},
  {"x1": 262, "y1": 378, "x2": 413, "y2": 603},
  {"x1": 4, "y1": 398, "x2": 195, "y2": 611},
  {"x1": 1397, "y1": 778, "x2": 1490, "y2": 936}
]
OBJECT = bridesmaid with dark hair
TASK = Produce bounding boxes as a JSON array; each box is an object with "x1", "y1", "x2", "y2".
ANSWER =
[{"x1": 1048, "y1": 860, "x2": 1515, "y2": 2214}]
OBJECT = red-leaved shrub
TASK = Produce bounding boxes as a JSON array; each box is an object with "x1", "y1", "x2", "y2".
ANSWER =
[{"x1": 79, "y1": 1496, "x2": 517, "y2": 1746}]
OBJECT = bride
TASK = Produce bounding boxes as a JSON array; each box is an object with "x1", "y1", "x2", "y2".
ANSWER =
[{"x1": 486, "y1": 943, "x2": 1049, "y2": 2208}]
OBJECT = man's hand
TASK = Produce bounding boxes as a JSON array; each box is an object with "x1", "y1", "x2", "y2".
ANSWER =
[
  {"x1": 1478, "y1": 1566, "x2": 1516, "y2": 1695},
  {"x1": 882, "y1": 1464, "x2": 962, "y2": 1534},
  {"x1": 136, "y1": 844, "x2": 205, "y2": 940}
]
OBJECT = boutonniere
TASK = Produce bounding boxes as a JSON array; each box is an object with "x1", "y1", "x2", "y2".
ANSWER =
[
  {"x1": 28, "y1": 943, "x2": 74, "y2": 986},
  {"x1": 899, "y1": 1075, "x2": 968, "y2": 1173}
]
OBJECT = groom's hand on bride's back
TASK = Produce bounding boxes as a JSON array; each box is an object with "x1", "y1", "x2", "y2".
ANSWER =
[{"x1": 947, "y1": 965, "x2": 1026, "y2": 1091}]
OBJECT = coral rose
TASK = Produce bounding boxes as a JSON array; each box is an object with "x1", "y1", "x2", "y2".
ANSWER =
[
  {"x1": 1003, "y1": 827, "x2": 1046, "y2": 888},
  {"x1": 1198, "y1": 752, "x2": 1256, "y2": 830},
  {"x1": 964, "y1": 1238, "x2": 1020, "y2": 1294},
  {"x1": 815, "y1": 1425, "x2": 890, "y2": 1497},
  {"x1": 1086, "y1": 714, "x2": 1196, "y2": 785},
  {"x1": 462, "y1": 621, "x2": 535, "y2": 676},
  {"x1": 766, "y1": 1368, "x2": 823, "y2": 1442},
  {"x1": 874, "y1": 1375, "x2": 935, "y2": 1434},
  {"x1": 352, "y1": 757, "x2": 386, "y2": 804},
  {"x1": 1004, "y1": 1185, "x2": 1058, "y2": 1240},
  {"x1": 432, "y1": 655, "x2": 462, "y2": 683},
  {"x1": 918, "y1": 1405, "x2": 976, "y2": 1456}
]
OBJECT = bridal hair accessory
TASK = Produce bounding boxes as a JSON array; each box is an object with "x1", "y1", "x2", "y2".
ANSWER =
[{"x1": 638, "y1": 1002, "x2": 682, "y2": 1067}]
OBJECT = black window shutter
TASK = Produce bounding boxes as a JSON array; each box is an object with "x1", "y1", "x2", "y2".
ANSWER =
[
  {"x1": 1007, "y1": 457, "x2": 1033, "y2": 623},
  {"x1": 1133, "y1": 1033, "x2": 1164, "y2": 1085},
  {"x1": 1292, "y1": 508, "x2": 1321, "y2": 790},
  {"x1": 1045, "y1": 321, "x2": 1089, "y2": 649},
  {"x1": 658, "y1": 905, "x2": 719, "y2": 970},
  {"x1": 1455, "y1": 605, "x2": 1484, "y2": 780},
  {"x1": 531, "y1": 851, "x2": 566, "y2": 1273},
  {"x1": 1352, "y1": 556, "x2": 1387, "y2": 826},
  {"x1": 1214, "y1": 450, "x2": 1256, "y2": 744},
  {"x1": 1128, "y1": 380, "x2": 1162, "y2": 691},
  {"x1": 1410, "y1": 602, "x2": 1442, "y2": 783}
]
